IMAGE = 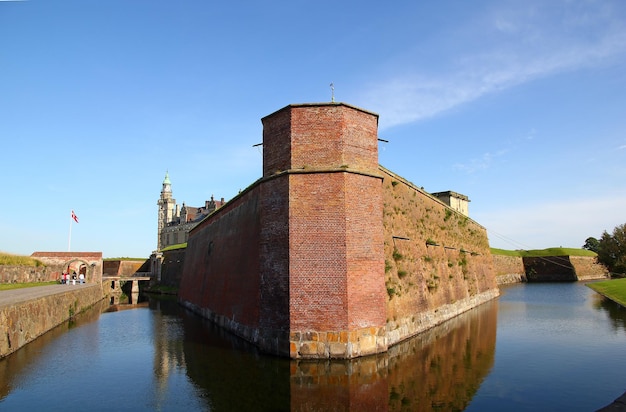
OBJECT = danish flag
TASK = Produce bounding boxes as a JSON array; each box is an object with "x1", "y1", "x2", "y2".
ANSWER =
[{"x1": 71, "y1": 210, "x2": 79, "y2": 223}]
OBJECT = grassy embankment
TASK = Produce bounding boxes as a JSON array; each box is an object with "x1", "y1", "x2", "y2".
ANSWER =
[
  {"x1": 587, "y1": 278, "x2": 626, "y2": 307},
  {"x1": 490, "y1": 248, "x2": 624, "y2": 306},
  {"x1": 0, "y1": 252, "x2": 45, "y2": 266},
  {"x1": 0, "y1": 252, "x2": 52, "y2": 290},
  {"x1": 0, "y1": 281, "x2": 57, "y2": 291},
  {"x1": 161, "y1": 243, "x2": 187, "y2": 251}
]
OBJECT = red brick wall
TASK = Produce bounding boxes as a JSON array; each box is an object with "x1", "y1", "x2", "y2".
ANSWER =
[
  {"x1": 179, "y1": 187, "x2": 262, "y2": 328},
  {"x1": 159, "y1": 249, "x2": 187, "y2": 287},
  {"x1": 288, "y1": 172, "x2": 350, "y2": 331},
  {"x1": 278, "y1": 104, "x2": 385, "y2": 333},
  {"x1": 259, "y1": 177, "x2": 290, "y2": 333},
  {"x1": 262, "y1": 103, "x2": 379, "y2": 176},
  {"x1": 344, "y1": 173, "x2": 385, "y2": 329},
  {"x1": 262, "y1": 106, "x2": 292, "y2": 176}
]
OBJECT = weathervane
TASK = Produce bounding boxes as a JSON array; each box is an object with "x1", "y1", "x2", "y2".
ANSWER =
[{"x1": 330, "y1": 82, "x2": 335, "y2": 102}]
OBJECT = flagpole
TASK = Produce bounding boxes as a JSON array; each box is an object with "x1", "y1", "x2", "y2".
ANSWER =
[{"x1": 68, "y1": 213, "x2": 72, "y2": 252}]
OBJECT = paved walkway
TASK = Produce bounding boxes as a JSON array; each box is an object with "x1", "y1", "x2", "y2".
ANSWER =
[{"x1": 0, "y1": 283, "x2": 94, "y2": 309}]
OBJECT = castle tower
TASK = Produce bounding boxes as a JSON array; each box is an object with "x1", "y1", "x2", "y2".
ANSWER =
[
  {"x1": 157, "y1": 172, "x2": 176, "y2": 250},
  {"x1": 260, "y1": 103, "x2": 387, "y2": 358}
]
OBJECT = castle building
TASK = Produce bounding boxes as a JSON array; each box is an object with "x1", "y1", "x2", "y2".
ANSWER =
[
  {"x1": 157, "y1": 172, "x2": 224, "y2": 250},
  {"x1": 431, "y1": 190, "x2": 470, "y2": 216}
]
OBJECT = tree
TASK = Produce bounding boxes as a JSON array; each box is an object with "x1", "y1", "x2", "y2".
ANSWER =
[
  {"x1": 583, "y1": 237, "x2": 600, "y2": 253},
  {"x1": 596, "y1": 223, "x2": 626, "y2": 275}
]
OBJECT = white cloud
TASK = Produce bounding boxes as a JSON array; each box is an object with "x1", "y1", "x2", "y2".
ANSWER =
[
  {"x1": 453, "y1": 150, "x2": 509, "y2": 174},
  {"x1": 475, "y1": 196, "x2": 626, "y2": 250},
  {"x1": 358, "y1": 2, "x2": 626, "y2": 130}
]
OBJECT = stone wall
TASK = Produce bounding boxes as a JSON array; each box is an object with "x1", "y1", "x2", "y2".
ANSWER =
[
  {"x1": 570, "y1": 256, "x2": 609, "y2": 280},
  {"x1": 491, "y1": 254, "x2": 606, "y2": 283},
  {"x1": 0, "y1": 266, "x2": 53, "y2": 284},
  {"x1": 0, "y1": 284, "x2": 104, "y2": 358},
  {"x1": 492, "y1": 255, "x2": 526, "y2": 284},
  {"x1": 524, "y1": 255, "x2": 608, "y2": 282}
]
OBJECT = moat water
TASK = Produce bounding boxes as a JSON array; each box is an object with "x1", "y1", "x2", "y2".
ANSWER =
[{"x1": 1, "y1": 282, "x2": 625, "y2": 411}]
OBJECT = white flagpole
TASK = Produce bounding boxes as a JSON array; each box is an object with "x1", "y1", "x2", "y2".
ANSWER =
[{"x1": 68, "y1": 212, "x2": 73, "y2": 252}]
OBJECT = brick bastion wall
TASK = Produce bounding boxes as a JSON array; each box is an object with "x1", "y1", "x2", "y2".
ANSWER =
[
  {"x1": 0, "y1": 284, "x2": 104, "y2": 358},
  {"x1": 178, "y1": 102, "x2": 499, "y2": 359}
]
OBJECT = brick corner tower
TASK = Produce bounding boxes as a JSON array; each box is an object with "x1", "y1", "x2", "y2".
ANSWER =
[{"x1": 260, "y1": 102, "x2": 387, "y2": 359}]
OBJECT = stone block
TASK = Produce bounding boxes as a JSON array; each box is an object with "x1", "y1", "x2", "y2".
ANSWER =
[{"x1": 329, "y1": 342, "x2": 347, "y2": 357}]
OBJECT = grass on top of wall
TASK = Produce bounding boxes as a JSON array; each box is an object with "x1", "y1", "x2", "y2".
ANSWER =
[
  {"x1": 0, "y1": 281, "x2": 58, "y2": 291},
  {"x1": 490, "y1": 247, "x2": 596, "y2": 257},
  {"x1": 587, "y1": 278, "x2": 626, "y2": 307},
  {"x1": 0, "y1": 252, "x2": 45, "y2": 267},
  {"x1": 161, "y1": 243, "x2": 187, "y2": 252}
]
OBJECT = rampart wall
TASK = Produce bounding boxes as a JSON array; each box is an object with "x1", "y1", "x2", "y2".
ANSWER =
[
  {"x1": 0, "y1": 284, "x2": 103, "y2": 358},
  {"x1": 491, "y1": 254, "x2": 607, "y2": 283},
  {"x1": 102, "y1": 259, "x2": 149, "y2": 277},
  {"x1": 380, "y1": 167, "x2": 499, "y2": 346},
  {"x1": 0, "y1": 266, "x2": 53, "y2": 284},
  {"x1": 524, "y1": 255, "x2": 609, "y2": 282},
  {"x1": 492, "y1": 255, "x2": 527, "y2": 284},
  {"x1": 158, "y1": 249, "x2": 187, "y2": 288},
  {"x1": 180, "y1": 184, "x2": 267, "y2": 346},
  {"x1": 570, "y1": 256, "x2": 609, "y2": 280}
]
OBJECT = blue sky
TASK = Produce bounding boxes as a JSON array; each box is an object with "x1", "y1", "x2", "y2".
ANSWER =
[{"x1": 1, "y1": 0, "x2": 625, "y2": 258}]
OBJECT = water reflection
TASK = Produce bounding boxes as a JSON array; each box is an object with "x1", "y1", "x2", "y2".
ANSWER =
[
  {"x1": 174, "y1": 299, "x2": 497, "y2": 411},
  {"x1": 0, "y1": 299, "x2": 109, "y2": 401},
  {"x1": 3, "y1": 283, "x2": 626, "y2": 411},
  {"x1": 592, "y1": 293, "x2": 626, "y2": 332},
  {"x1": 0, "y1": 295, "x2": 496, "y2": 411}
]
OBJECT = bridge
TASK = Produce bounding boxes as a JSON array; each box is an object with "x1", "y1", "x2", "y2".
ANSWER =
[{"x1": 102, "y1": 272, "x2": 153, "y2": 304}]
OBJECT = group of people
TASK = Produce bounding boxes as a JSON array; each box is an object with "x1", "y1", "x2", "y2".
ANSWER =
[{"x1": 61, "y1": 272, "x2": 85, "y2": 285}]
